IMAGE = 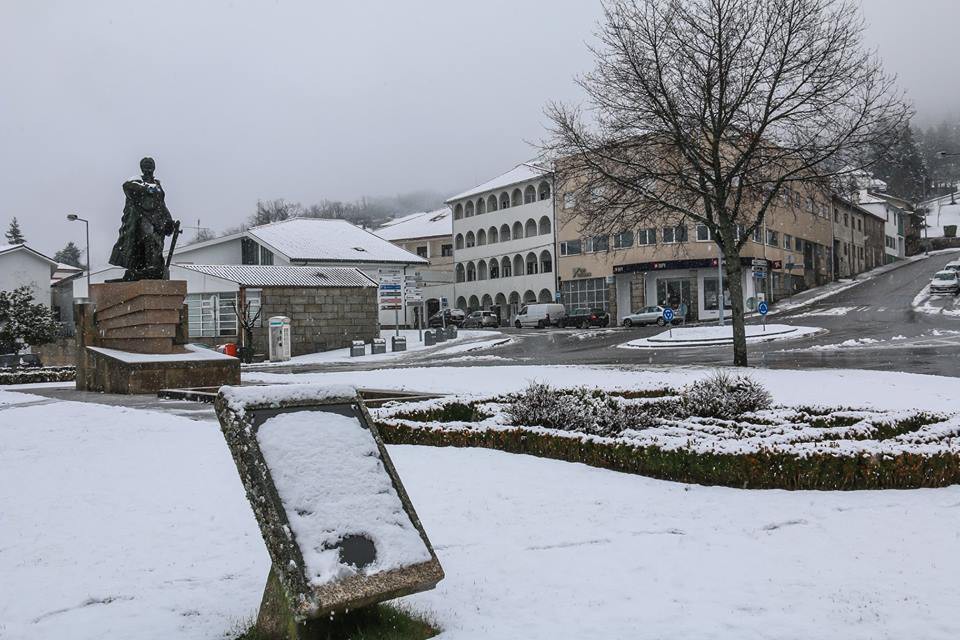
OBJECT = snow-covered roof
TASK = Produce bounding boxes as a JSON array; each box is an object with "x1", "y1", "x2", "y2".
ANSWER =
[
  {"x1": 374, "y1": 207, "x2": 452, "y2": 241},
  {"x1": 446, "y1": 162, "x2": 552, "y2": 203},
  {"x1": 245, "y1": 218, "x2": 428, "y2": 265},
  {"x1": 176, "y1": 264, "x2": 377, "y2": 288},
  {"x1": 0, "y1": 243, "x2": 59, "y2": 266}
]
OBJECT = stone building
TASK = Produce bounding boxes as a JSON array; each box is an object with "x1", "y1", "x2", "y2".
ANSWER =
[{"x1": 831, "y1": 195, "x2": 869, "y2": 278}]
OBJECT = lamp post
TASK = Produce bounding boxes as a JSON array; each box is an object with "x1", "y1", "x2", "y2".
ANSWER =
[{"x1": 66, "y1": 214, "x2": 91, "y2": 296}]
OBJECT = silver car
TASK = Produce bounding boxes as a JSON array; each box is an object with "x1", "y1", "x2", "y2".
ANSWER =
[
  {"x1": 929, "y1": 270, "x2": 960, "y2": 295},
  {"x1": 622, "y1": 305, "x2": 672, "y2": 327}
]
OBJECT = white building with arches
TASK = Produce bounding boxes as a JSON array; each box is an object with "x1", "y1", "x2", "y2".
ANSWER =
[{"x1": 446, "y1": 162, "x2": 558, "y2": 323}]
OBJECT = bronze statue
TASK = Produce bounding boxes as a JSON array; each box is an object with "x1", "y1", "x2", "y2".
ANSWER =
[{"x1": 109, "y1": 157, "x2": 180, "y2": 281}]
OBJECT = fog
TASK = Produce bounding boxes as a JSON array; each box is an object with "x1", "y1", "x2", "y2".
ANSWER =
[{"x1": 0, "y1": 0, "x2": 956, "y2": 265}]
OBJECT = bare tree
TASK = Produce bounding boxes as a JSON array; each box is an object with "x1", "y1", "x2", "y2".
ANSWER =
[
  {"x1": 249, "y1": 199, "x2": 303, "y2": 227},
  {"x1": 545, "y1": 0, "x2": 910, "y2": 366}
]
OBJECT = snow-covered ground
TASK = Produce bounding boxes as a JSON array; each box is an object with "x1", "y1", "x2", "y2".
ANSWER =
[
  {"x1": 245, "y1": 329, "x2": 508, "y2": 367},
  {"x1": 2, "y1": 392, "x2": 959, "y2": 639},
  {"x1": 923, "y1": 197, "x2": 960, "y2": 238},
  {"x1": 912, "y1": 285, "x2": 960, "y2": 318},
  {"x1": 617, "y1": 324, "x2": 823, "y2": 349}
]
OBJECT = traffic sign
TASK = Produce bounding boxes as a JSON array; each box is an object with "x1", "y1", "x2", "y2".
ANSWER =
[
  {"x1": 662, "y1": 307, "x2": 675, "y2": 323},
  {"x1": 758, "y1": 301, "x2": 769, "y2": 315},
  {"x1": 752, "y1": 258, "x2": 767, "y2": 266}
]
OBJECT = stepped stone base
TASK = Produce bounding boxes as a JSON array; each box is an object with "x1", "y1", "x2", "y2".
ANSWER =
[{"x1": 76, "y1": 280, "x2": 239, "y2": 394}]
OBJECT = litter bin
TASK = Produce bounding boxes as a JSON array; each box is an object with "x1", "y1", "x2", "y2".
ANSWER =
[
  {"x1": 392, "y1": 336, "x2": 407, "y2": 352},
  {"x1": 371, "y1": 338, "x2": 387, "y2": 354},
  {"x1": 223, "y1": 343, "x2": 238, "y2": 357},
  {"x1": 350, "y1": 340, "x2": 366, "y2": 357},
  {"x1": 424, "y1": 331, "x2": 436, "y2": 346},
  {"x1": 434, "y1": 328, "x2": 447, "y2": 343}
]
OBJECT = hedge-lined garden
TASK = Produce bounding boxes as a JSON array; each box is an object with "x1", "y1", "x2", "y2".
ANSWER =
[
  {"x1": 0, "y1": 367, "x2": 75, "y2": 385},
  {"x1": 373, "y1": 374, "x2": 960, "y2": 491}
]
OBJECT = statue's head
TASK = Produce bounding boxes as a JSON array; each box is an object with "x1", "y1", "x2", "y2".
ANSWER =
[{"x1": 139, "y1": 157, "x2": 156, "y2": 176}]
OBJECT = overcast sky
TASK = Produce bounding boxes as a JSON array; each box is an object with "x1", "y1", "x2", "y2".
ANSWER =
[{"x1": 1, "y1": 0, "x2": 957, "y2": 266}]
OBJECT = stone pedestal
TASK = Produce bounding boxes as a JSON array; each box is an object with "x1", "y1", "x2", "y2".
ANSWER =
[{"x1": 76, "y1": 280, "x2": 240, "y2": 394}]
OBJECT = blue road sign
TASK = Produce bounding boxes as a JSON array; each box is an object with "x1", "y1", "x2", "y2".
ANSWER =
[
  {"x1": 758, "y1": 301, "x2": 769, "y2": 316},
  {"x1": 662, "y1": 307, "x2": 675, "y2": 323}
]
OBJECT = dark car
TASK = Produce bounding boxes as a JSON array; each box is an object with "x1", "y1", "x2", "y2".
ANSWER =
[
  {"x1": 462, "y1": 310, "x2": 500, "y2": 329},
  {"x1": 562, "y1": 308, "x2": 610, "y2": 329},
  {"x1": 428, "y1": 308, "x2": 466, "y2": 328},
  {"x1": 0, "y1": 353, "x2": 42, "y2": 369}
]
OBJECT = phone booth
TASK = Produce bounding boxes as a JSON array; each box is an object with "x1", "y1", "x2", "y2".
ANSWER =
[{"x1": 268, "y1": 316, "x2": 291, "y2": 362}]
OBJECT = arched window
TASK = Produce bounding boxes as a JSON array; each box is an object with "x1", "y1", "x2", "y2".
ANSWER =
[
  {"x1": 526, "y1": 252, "x2": 538, "y2": 275},
  {"x1": 487, "y1": 194, "x2": 498, "y2": 212},
  {"x1": 500, "y1": 224, "x2": 511, "y2": 242},
  {"x1": 525, "y1": 219, "x2": 537, "y2": 238},
  {"x1": 538, "y1": 215, "x2": 551, "y2": 235},
  {"x1": 523, "y1": 290, "x2": 537, "y2": 304},
  {"x1": 465, "y1": 231, "x2": 476, "y2": 248},
  {"x1": 524, "y1": 185, "x2": 537, "y2": 204},
  {"x1": 456, "y1": 296, "x2": 468, "y2": 311},
  {"x1": 489, "y1": 226, "x2": 498, "y2": 243},
  {"x1": 489, "y1": 259, "x2": 499, "y2": 279},
  {"x1": 455, "y1": 233, "x2": 464, "y2": 250},
  {"x1": 512, "y1": 221, "x2": 523, "y2": 239},
  {"x1": 477, "y1": 229, "x2": 487, "y2": 246},
  {"x1": 500, "y1": 192, "x2": 510, "y2": 209},
  {"x1": 494, "y1": 293, "x2": 507, "y2": 308},
  {"x1": 455, "y1": 263, "x2": 465, "y2": 283},
  {"x1": 465, "y1": 201, "x2": 474, "y2": 217},
  {"x1": 513, "y1": 254, "x2": 524, "y2": 277},
  {"x1": 477, "y1": 260, "x2": 488, "y2": 280},
  {"x1": 539, "y1": 181, "x2": 551, "y2": 200},
  {"x1": 540, "y1": 249, "x2": 552, "y2": 273},
  {"x1": 481, "y1": 294, "x2": 493, "y2": 309},
  {"x1": 501, "y1": 256, "x2": 512, "y2": 278},
  {"x1": 466, "y1": 262, "x2": 476, "y2": 281},
  {"x1": 477, "y1": 198, "x2": 486, "y2": 215},
  {"x1": 454, "y1": 203, "x2": 463, "y2": 220},
  {"x1": 511, "y1": 188, "x2": 523, "y2": 206},
  {"x1": 538, "y1": 289, "x2": 553, "y2": 303},
  {"x1": 468, "y1": 295, "x2": 480, "y2": 311}
]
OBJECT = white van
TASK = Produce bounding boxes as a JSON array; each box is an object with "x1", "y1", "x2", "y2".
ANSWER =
[{"x1": 514, "y1": 303, "x2": 566, "y2": 328}]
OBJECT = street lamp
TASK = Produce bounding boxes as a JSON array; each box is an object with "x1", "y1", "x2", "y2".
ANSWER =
[{"x1": 66, "y1": 214, "x2": 91, "y2": 296}]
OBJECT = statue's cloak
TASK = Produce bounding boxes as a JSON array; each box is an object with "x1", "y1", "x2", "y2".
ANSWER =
[{"x1": 109, "y1": 177, "x2": 171, "y2": 269}]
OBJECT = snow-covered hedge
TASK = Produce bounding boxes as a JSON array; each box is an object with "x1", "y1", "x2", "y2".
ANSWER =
[
  {"x1": 0, "y1": 367, "x2": 74, "y2": 385},
  {"x1": 373, "y1": 390, "x2": 960, "y2": 490},
  {"x1": 678, "y1": 371, "x2": 772, "y2": 419}
]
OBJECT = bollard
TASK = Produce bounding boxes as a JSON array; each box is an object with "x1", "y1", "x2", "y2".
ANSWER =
[
  {"x1": 371, "y1": 338, "x2": 387, "y2": 355},
  {"x1": 350, "y1": 340, "x2": 365, "y2": 357},
  {"x1": 391, "y1": 336, "x2": 407, "y2": 352}
]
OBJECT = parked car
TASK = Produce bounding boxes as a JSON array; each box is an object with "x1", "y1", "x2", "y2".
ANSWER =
[
  {"x1": 929, "y1": 270, "x2": 960, "y2": 295},
  {"x1": 621, "y1": 305, "x2": 677, "y2": 327},
  {"x1": 514, "y1": 303, "x2": 566, "y2": 329},
  {"x1": 462, "y1": 310, "x2": 500, "y2": 329},
  {"x1": 428, "y1": 309, "x2": 466, "y2": 328},
  {"x1": 562, "y1": 307, "x2": 610, "y2": 329},
  {"x1": 0, "y1": 353, "x2": 43, "y2": 369},
  {"x1": 944, "y1": 260, "x2": 960, "y2": 274}
]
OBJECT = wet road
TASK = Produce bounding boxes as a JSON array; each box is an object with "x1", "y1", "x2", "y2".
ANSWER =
[{"x1": 250, "y1": 251, "x2": 960, "y2": 378}]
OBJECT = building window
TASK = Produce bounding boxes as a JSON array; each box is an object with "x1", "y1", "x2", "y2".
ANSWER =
[
  {"x1": 260, "y1": 246, "x2": 274, "y2": 265},
  {"x1": 703, "y1": 277, "x2": 732, "y2": 311},
  {"x1": 592, "y1": 235, "x2": 610, "y2": 252},
  {"x1": 561, "y1": 277, "x2": 609, "y2": 313},
  {"x1": 416, "y1": 246, "x2": 428, "y2": 258},
  {"x1": 857, "y1": 218, "x2": 862, "y2": 231},
  {"x1": 843, "y1": 214, "x2": 849, "y2": 227},
  {"x1": 637, "y1": 228, "x2": 656, "y2": 245},
  {"x1": 783, "y1": 233, "x2": 792, "y2": 250},
  {"x1": 752, "y1": 227, "x2": 763, "y2": 243},
  {"x1": 560, "y1": 239, "x2": 582, "y2": 256},
  {"x1": 696, "y1": 224, "x2": 711, "y2": 241},
  {"x1": 766, "y1": 229, "x2": 779, "y2": 246},
  {"x1": 795, "y1": 237, "x2": 803, "y2": 251},
  {"x1": 563, "y1": 193, "x2": 575, "y2": 210},
  {"x1": 613, "y1": 231, "x2": 634, "y2": 249},
  {"x1": 441, "y1": 244, "x2": 453, "y2": 257},
  {"x1": 655, "y1": 278, "x2": 693, "y2": 313},
  {"x1": 834, "y1": 209, "x2": 840, "y2": 223},
  {"x1": 187, "y1": 292, "x2": 238, "y2": 338},
  {"x1": 241, "y1": 238, "x2": 258, "y2": 265},
  {"x1": 583, "y1": 237, "x2": 594, "y2": 253},
  {"x1": 662, "y1": 225, "x2": 687, "y2": 244}
]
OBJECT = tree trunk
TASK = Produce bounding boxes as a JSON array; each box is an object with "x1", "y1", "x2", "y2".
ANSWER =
[{"x1": 724, "y1": 250, "x2": 748, "y2": 367}]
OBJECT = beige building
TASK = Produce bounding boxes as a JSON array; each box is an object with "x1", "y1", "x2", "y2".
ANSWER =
[{"x1": 556, "y1": 184, "x2": 834, "y2": 323}]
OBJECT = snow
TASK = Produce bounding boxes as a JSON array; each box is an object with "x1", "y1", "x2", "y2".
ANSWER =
[
  {"x1": 219, "y1": 383, "x2": 357, "y2": 413},
  {"x1": 790, "y1": 305, "x2": 860, "y2": 318},
  {"x1": 921, "y1": 196, "x2": 960, "y2": 238},
  {"x1": 257, "y1": 411, "x2": 432, "y2": 586},
  {"x1": 912, "y1": 285, "x2": 960, "y2": 318},
  {"x1": 432, "y1": 337, "x2": 511, "y2": 355},
  {"x1": 374, "y1": 207, "x2": 452, "y2": 241},
  {"x1": 247, "y1": 218, "x2": 428, "y2": 264},
  {"x1": 446, "y1": 162, "x2": 550, "y2": 202},
  {"x1": 87, "y1": 343, "x2": 236, "y2": 363},
  {"x1": 3, "y1": 394, "x2": 959, "y2": 639},
  {"x1": 617, "y1": 324, "x2": 824, "y2": 349},
  {"x1": 245, "y1": 365, "x2": 960, "y2": 413}
]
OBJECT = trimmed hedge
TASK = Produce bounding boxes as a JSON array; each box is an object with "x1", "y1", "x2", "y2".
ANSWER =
[
  {"x1": 0, "y1": 367, "x2": 75, "y2": 385},
  {"x1": 377, "y1": 421, "x2": 960, "y2": 491}
]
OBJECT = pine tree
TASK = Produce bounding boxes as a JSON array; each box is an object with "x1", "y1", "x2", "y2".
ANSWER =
[
  {"x1": 871, "y1": 124, "x2": 927, "y2": 200},
  {"x1": 4, "y1": 218, "x2": 25, "y2": 245},
  {"x1": 53, "y1": 241, "x2": 84, "y2": 268}
]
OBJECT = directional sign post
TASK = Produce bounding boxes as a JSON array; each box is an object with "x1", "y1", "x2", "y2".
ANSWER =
[
  {"x1": 758, "y1": 300, "x2": 769, "y2": 331},
  {"x1": 662, "y1": 307, "x2": 675, "y2": 338}
]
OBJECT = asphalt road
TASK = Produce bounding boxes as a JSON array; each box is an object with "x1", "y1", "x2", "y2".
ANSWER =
[{"x1": 262, "y1": 251, "x2": 960, "y2": 378}]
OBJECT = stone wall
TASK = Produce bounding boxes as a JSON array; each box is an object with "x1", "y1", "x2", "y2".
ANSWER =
[{"x1": 251, "y1": 286, "x2": 378, "y2": 357}]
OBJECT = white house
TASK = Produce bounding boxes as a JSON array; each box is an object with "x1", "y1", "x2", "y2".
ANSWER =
[
  {"x1": 446, "y1": 162, "x2": 558, "y2": 324},
  {"x1": 0, "y1": 243, "x2": 58, "y2": 304},
  {"x1": 856, "y1": 190, "x2": 905, "y2": 261},
  {"x1": 171, "y1": 218, "x2": 428, "y2": 327}
]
